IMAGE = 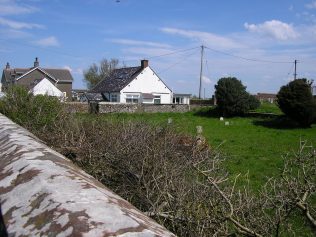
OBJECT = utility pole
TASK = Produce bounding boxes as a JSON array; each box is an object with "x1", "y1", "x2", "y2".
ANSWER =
[
  {"x1": 199, "y1": 45, "x2": 204, "y2": 99},
  {"x1": 294, "y1": 59, "x2": 298, "y2": 80}
]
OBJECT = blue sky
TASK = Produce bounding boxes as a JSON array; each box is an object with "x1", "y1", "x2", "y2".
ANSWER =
[{"x1": 1, "y1": 0, "x2": 316, "y2": 97}]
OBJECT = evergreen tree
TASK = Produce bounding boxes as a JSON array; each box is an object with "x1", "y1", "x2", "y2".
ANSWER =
[
  {"x1": 215, "y1": 77, "x2": 259, "y2": 116},
  {"x1": 277, "y1": 79, "x2": 316, "y2": 127}
]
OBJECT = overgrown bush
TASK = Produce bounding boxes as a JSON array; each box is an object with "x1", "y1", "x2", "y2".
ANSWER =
[
  {"x1": 277, "y1": 79, "x2": 316, "y2": 127},
  {"x1": 0, "y1": 85, "x2": 65, "y2": 131},
  {"x1": 248, "y1": 94, "x2": 261, "y2": 110},
  {"x1": 215, "y1": 77, "x2": 260, "y2": 116},
  {"x1": 1, "y1": 88, "x2": 315, "y2": 236},
  {"x1": 36, "y1": 116, "x2": 316, "y2": 236}
]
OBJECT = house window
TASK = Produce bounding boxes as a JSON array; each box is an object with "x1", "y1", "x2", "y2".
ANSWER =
[
  {"x1": 173, "y1": 97, "x2": 183, "y2": 104},
  {"x1": 126, "y1": 94, "x2": 139, "y2": 103},
  {"x1": 111, "y1": 94, "x2": 118, "y2": 102},
  {"x1": 154, "y1": 95, "x2": 161, "y2": 104}
]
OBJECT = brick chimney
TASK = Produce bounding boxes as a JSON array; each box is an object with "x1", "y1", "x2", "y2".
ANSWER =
[
  {"x1": 5, "y1": 62, "x2": 10, "y2": 69},
  {"x1": 34, "y1": 57, "x2": 39, "y2": 67},
  {"x1": 141, "y1": 59, "x2": 148, "y2": 69}
]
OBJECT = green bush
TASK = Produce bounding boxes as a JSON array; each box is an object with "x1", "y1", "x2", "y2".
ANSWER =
[
  {"x1": 215, "y1": 77, "x2": 260, "y2": 116},
  {"x1": 277, "y1": 79, "x2": 316, "y2": 127},
  {"x1": 248, "y1": 94, "x2": 261, "y2": 110},
  {"x1": 0, "y1": 85, "x2": 63, "y2": 130}
]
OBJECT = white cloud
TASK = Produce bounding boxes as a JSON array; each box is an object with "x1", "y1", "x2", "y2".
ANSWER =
[
  {"x1": 306, "y1": 1, "x2": 316, "y2": 9},
  {"x1": 0, "y1": 28, "x2": 32, "y2": 38},
  {"x1": 34, "y1": 36, "x2": 60, "y2": 47},
  {"x1": 160, "y1": 27, "x2": 243, "y2": 49},
  {"x1": 64, "y1": 66, "x2": 83, "y2": 75},
  {"x1": 122, "y1": 47, "x2": 174, "y2": 57},
  {"x1": 63, "y1": 65, "x2": 72, "y2": 72},
  {"x1": 244, "y1": 20, "x2": 299, "y2": 40},
  {"x1": 110, "y1": 38, "x2": 171, "y2": 48},
  {"x1": 0, "y1": 17, "x2": 44, "y2": 29},
  {"x1": 0, "y1": 0, "x2": 38, "y2": 16},
  {"x1": 202, "y1": 75, "x2": 212, "y2": 84}
]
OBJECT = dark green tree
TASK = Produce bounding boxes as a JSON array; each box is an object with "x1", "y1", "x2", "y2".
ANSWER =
[
  {"x1": 277, "y1": 78, "x2": 316, "y2": 127},
  {"x1": 84, "y1": 58, "x2": 119, "y2": 89},
  {"x1": 248, "y1": 94, "x2": 261, "y2": 110},
  {"x1": 215, "y1": 77, "x2": 259, "y2": 116}
]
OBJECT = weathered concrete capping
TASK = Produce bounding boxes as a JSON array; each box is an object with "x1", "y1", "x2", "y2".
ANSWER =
[{"x1": 0, "y1": 114, "x2": 175, "y2": 237}]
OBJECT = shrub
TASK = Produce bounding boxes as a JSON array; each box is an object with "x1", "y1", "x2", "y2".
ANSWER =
[
  {"x1": 248, "y1": 94, "x2": 261, "y2": 110},
  {"x1": 277, "y1": 79, "x2": 316, "y2": 127},
  {"x1": 38, "y1": 117, "x2": 316, "y2": 236},
  {"x1": 0, "y1": 85, "x2": 64, "y2": 130},
  {"x1": 215, "y1": 77, "x2": 260, "y2": 116}
]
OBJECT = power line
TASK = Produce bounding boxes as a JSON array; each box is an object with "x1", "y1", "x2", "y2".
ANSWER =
[
  {"x1": 204, "y1": 46, "x2": 293, "y2": 64},
  {"x1": 285, "y1": 62, "x2": 295, "y2": 78},
  {"x1": 117, "y1": 46, "x2": 200, "y2": 64},
  {"x1": 157, "y1": 50, "x2": 199, "y2": 75},
  {"x1": 148, "y1": 46, "x2": 199, "y2": 59}
]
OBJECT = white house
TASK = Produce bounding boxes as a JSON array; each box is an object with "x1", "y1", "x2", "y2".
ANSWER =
[
  {"x1": 1, "y1": 58, "x2": 73, "y2": 101},
  {"x1": 31, "y1": 78, "x2": 64, "y2": 97},
  {"x1": 92, "y1": 60, "x2": 173, "y2": 104}
]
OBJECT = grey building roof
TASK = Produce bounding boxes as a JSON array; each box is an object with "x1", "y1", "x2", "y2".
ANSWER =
[
  {"x1": 85, "y1": 92, "x2": 106, "y2": 101},
  {"x1": 2, "y1": 67, "x2": 73, "y2": 83},
  {"x1": 91, "y1": 66, "x2": 142, "y2": 93}
]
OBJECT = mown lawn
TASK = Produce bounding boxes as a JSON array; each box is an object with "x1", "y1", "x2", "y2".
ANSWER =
[{"x1": 78, "y1": 105, "x2": 316, "y2": 189}]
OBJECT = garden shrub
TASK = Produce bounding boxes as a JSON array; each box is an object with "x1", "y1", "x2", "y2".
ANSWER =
[
  {"x1": 277, "y1": 79, "x2": 316, "y2": 127},
  {"x1": 215, "y1": 77, "x2": 260, "y2": 116},
  {"x1": 0, "y1": 85, "x2": 64, "y2": 131}
]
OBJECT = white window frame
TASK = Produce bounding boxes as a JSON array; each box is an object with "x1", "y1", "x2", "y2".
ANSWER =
[
  {"x1": 154, "y1": 95, "x2": 161, "y2": 104},
  {"x1": 126, "y1": 94, "x2": 139, "y2": 104},
  {"x1": 111, "y1": 94, "x2": 118, "y2": 102},
  {"x1": 173, "y1": 97, "x2": 183, "y2": 104}
]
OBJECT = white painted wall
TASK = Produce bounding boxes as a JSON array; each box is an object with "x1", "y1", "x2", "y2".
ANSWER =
[{"x1": 120, "y1": 67, "x2": 172, "y2": 104}]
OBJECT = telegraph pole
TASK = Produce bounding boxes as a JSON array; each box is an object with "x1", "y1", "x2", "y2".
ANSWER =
[
  {"x1": 199, "y1": 45, "x2": 204, "y2": 99},
  {"x1": 294, "y1": 59, "x2": 298, "y2": 80}
]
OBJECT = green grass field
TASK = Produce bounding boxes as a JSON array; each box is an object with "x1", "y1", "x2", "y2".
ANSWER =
[{"x1": 78, "y1": 104, "x2": 316, "y2": 189}]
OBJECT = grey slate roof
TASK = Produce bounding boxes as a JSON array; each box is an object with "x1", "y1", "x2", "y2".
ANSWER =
[
  {"x1": 91, "y1": 66, "x2": 142, "y2": 93},
  {"x1": 84, "y1": 92, "x2": 106, "y2": 101},
  {"x1": 2, "y1": 67, "x2": 73, "y2": 83}
]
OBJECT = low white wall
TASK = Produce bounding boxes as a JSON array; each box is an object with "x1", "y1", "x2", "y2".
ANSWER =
[{"x1": 0, "y1": 114, "x2": 175, "y2": 237}]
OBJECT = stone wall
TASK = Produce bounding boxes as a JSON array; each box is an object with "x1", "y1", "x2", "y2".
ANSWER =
[
  {"x1": 0, "y1": 113, "x2": 175, "y2": 237},
  {"x1": 63, "y1": 102, "x2": 89, "y2": 113},
  {"x1": 95, "y1": 102, "x2": 190, "y2": 113}
]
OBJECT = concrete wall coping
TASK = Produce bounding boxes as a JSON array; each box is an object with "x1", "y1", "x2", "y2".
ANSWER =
[{"x1": 0, "y1": 114, "x2": 175, "y2": 237}]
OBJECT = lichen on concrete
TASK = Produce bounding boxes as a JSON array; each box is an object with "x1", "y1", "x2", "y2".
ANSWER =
[{"x1": 0, "y1": 114, "x2": 175, "y2": 237}]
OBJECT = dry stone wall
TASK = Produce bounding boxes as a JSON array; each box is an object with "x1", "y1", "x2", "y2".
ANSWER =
[
  {"x1": 95, "y1": 102, "x2": 190, "y2": 113},
  {"x1": 63, "y1": 102, "x2": 89, "y2": 113}
]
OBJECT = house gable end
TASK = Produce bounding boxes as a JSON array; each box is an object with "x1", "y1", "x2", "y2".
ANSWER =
[
  {"x1": 121, "y1": 66, "x2": 172, "y2": 94},
  {"x1": 148, "y1": 66, "x2": 172, "y2": 93},
  {"x1": 16, "y1": 67, "x2": 58, "y2": 82}
]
